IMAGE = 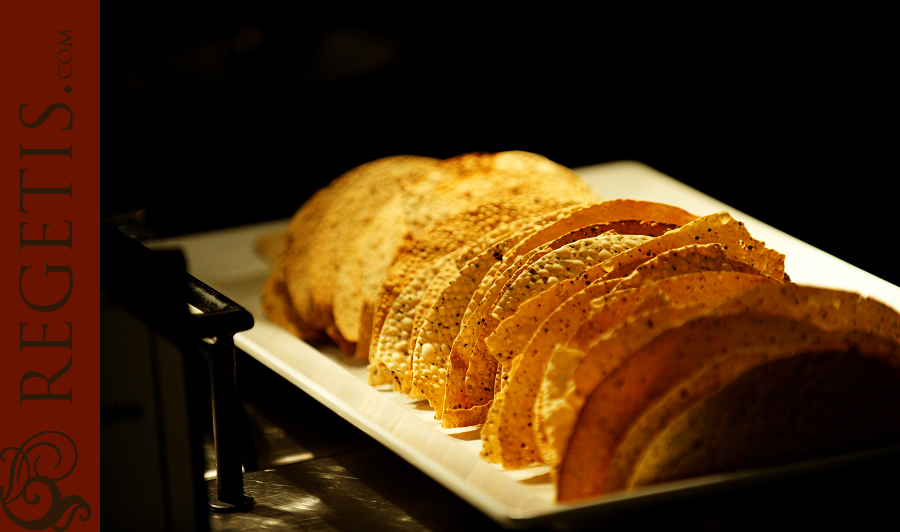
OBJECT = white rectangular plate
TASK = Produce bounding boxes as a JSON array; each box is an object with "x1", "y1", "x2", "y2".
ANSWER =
[{"x1": 149, "y1": 161, "x2": 900, "y2": 529}]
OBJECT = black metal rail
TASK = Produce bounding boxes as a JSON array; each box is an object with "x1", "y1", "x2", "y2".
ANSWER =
[
  {"x1": 101, "y1": 221, "x2": 256, "y2": 513},
  {"x1": 186, "y1": 274, "x2": 256, "y2": 512}
]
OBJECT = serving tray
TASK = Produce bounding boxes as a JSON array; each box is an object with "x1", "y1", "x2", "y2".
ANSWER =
[{"x1": 149, "y1": 161, "x2": 900, "y2": 529}]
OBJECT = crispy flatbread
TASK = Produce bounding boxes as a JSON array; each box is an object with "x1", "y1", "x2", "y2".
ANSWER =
[
  {"x1": 478, "y1": 209, "x2": 786, "y2": 461},
  {"x1": 536, "y1": 268, "x2": 782, "y2": 469},
  {"x1": 411, "y1": 235, "x2": 541, "y2": 417},
  {"x1": 400, "y1": 151, "x2": 601, "y2": 238},
  {"x1": 374, "y1": 203, "x2": 586, "y2": 394},
  {"x1": 556, "y1": 283, "x2": 900, "y2": 502},
  {"x1": 284, "y1": 155, "x2": 440, "y2": 352},
  {"x1": 369, "y1": 198, "x2": 584, "y2": 362},
  {"x1": 260, "y1": 267, "x2": 327, "y2": 341},
  {"x1": 370, "y1": 253, "x2": 453, "y2": 390},
  {"x1": 486, "y1": 222, "x2": 677, "y2": 368},
  {"x1": 625, "y1": 344, "x2": 900, "y2": 490},
  {"x1": 612, "y1": 337, "x2": 900, "y2": 492},
  {"x1": 445, "y1": 203, "x2": 700, "y2": 430},
  {"x1": 262, "y1": 184, "x2": 344, "y2": 339},
  {"x1": 333, "y1": 193, "x2": 409, "y2": 350},
  {"x1": 497, "y1": 248, "x2": 774, "y2": 469}
]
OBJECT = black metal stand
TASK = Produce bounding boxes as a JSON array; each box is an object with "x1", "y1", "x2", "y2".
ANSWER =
[
  {"x1": 102, "y1": 221, "x2": 258, "y2": 518},
  {"x1": 186, "y1": 275, "x2": 256, "y2": 512}
]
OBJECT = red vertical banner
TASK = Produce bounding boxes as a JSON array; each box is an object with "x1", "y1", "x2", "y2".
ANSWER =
[{"x1": 1, "y1": 2, "x2": 99, "y2": 531}]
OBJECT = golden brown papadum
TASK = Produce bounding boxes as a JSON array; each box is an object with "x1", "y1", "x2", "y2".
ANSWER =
[
  {"x1": 443, "y1": 201, "x2": 699, "y2": 428},
  {"x1": 478, "y1": 233, "x2": 664, "y2": 459},
  {"x1": 555, "y1": 283, "x2": 900, "y2": 502},
  {"x1": 263, "y1": 179, "x2": 364, "y2": 342},
  {"x1": 625, "y1": 344, "x2": 900, "y2": 490},
  {"x1": 273, "y1": 151, "x2": 598, "y2": 357},
  {"x1": 260, "y1": 267, "x2": 327, "y2": 341},
  {"x1": 369, "y1": 198, "x2": 586, "y2": 365},
  {"x1": 265, "y1": 150, "x2": 900, "y2": 505},
  {"x1": 496, "y1": 249, "x2": 777, "y2": 470},
  {"x1": 370, "y1": 254, "x2": 453, "y2": 390},
  {"x1": 610, "y1": 336, "x2": 900, "y2": 492},
  {"x1": 399, "y1": 151, "x2": 600, "y2": 238},
  {"x1": 333, "y1": 193, "x2": 408, "y2": 349},
  {"x1": 370, "y1": 200, "x2": 585, "y2": 391},
  {"x1": 486, "y1": 222, "x2": 679, "y2": 368},
  {"x1": 412, "y1": 234, "x2": 548, "y2": 418},
  {"x1": 478, "y1": 211, "x2": 785, "y2": 463},
  {"x1": 533, "y1": 265, "x2": 782, "y2": 468},
  {"x1": 281, "y1": 155, "x2": 441, "y2": 353},
  {"x1": 484, "y1": 222, "x2": 676, "y2": 364},
  {"x1": 409, "y1": 205, "x2": 640, "y2": 419}
]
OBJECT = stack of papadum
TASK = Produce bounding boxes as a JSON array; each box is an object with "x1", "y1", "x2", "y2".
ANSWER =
[{"x1": 260, "y1": 150, "x2": 900, "y2": 503}]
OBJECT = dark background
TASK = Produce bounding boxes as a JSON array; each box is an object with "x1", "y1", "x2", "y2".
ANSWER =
[{"x1": 101, "y1": 6, "x2": 895, "y2": 286}]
